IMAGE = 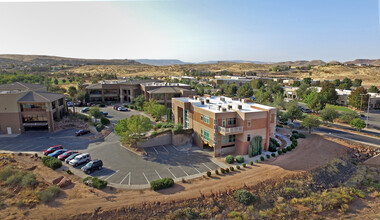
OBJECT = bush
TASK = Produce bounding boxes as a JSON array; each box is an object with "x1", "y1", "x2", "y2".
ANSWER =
[
  {"x1": 5, "y1": 172, "x2": 24, "y2": 186},
  {"x1": 151, "y1": 131, "x2": 158, "y2": 135},
  {"x1": 155, "y1": 123, "x2": 162, "y2": 129},
  {"x1": 230, "y1": 166, "x2": 234, "y2": 171},
  {"x1": 184, "y1": 208, "x2": 198, "y2": 219},
  {"x1": 34, "y1": 153, "x2": 38, "y2": 158},
  {"x1": 42, "y1": 156, "x2": 62, "y2": 170},
  {"x1": 271, "y1": 153, "x2": 276, "y2": 157},
  {"x1": 266, "y1": 154, "x2": 270, "y2": 159},
  {"x1": 96, "y1": 123, "x2": 105, "y2": 132},
  {"x1": 172, "y1": 124, "x2": 183, "y2": 134},
  {"x1": 260, "y1": 156, "x2": 264, "y2": 161},
  {"x1": 236, "y1": 165, "x2": 241, "y2": 170},
  {"x1": 206, "y1": 171, "x2": 211, "y2": 177},
  {"x1": 249, "y1": 161, "x2": 253, "y2": 165},
  {"x1": 235, "y1": 155, "x2": 244, "y2": 163},
  {"x1": 292, "y1": 140, "x2": 298, "y2": 147},
  {"x1": 287, "y1": 146, "x2": 292, "y2": 151},
  {"x1": 292, "y1": 130, "x2": 299, "y2": 134},
  {"x1": 298, "y1": 133, "x2": 306, "y2": 138},
  {"x1": 255, "y1": 160, "x2": 259, "y2": 163},
  {"x1": 150, "y1": 178, "x2": 174, "y2": 191},
  {"x1": 225, "y1": 168, "x2": 230, "y2": 173},
  {"x1": 276, "y1": 124, "x2": 283, "y2": 128},
  {"x1": 21, "y1": 173, "x2": 38, "y2": 187},
  {"x1": 100, "y1": 116, "x2": 110, "y2": 125},
  {"x1": 220, "y1": 168, "x2": 225, "y2": 174},
  {"x1": 282, "y1": 148, "x2": 287, "y2": 153},
  {"x1": 92, "y1": 177, "x2": 108, "y2": 189},
  {"x1": 225, "y1": 155, "x2": 234, "y2": 164},
  {"x1": 234, "y1": 189, "x2": 255, "y2": 205},
  {"x1": 290, "y1": 136, "x2": 295, "y2": 142},
  {"x1": 38, "y1": 185, "x2": 61, "y2": 204},
  {"x1": 278, "y1": 150, "x2": 283, "y2": 155},
  {"x1": 215, "y1": 169, "x2": 219, "y2": 175},
  {"x1": 66, "y1": 170, "x2": 73, "y2": 175},
  {"x1": 242, "y1": 163, "x2": 246, "y2": 168},
  {"x1": 0, "y1": 166, "x2": 18, "y2": 181}
]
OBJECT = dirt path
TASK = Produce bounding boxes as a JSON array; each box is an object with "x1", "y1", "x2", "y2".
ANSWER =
[{"x1": 17, "y1": 134, "x2": 352, "y2": 219}]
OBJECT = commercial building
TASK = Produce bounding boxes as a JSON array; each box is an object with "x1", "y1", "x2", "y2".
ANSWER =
[
  {"x1": 0, "y1": 82, "x2": 67, "y2": 134},
  {"x1": 86, "y1": 80, "x2": 195, "y2": 107},
  {"x1": 172, "y1": 96, "x2": 276, "y2": 157}
]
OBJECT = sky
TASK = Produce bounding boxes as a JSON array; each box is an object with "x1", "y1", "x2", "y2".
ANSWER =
[{"x1": 0, "y1": 0, "x2": 379, "y2": 62}]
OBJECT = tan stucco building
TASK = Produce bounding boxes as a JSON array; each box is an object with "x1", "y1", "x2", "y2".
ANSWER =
[
  {"x1": 0, "y1": 82, "x2": 67, "y2": 134},
  {"x1": 172, "y1": 96, "x2": 276, "y2": 157}
]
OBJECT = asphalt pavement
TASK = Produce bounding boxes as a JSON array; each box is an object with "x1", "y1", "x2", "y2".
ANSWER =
[{"x1": 315, "y1": 127, "x2": 380, "y2": 147}]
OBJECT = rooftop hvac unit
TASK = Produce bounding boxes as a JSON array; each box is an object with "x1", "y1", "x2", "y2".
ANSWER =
[
  {"x1": 222, "y1": 107, "x2": 227, "y2": 112},
  {"x1": 206, "y1": 99, "x2": 210, "y2": 104},
  {"x1": 228, "y1": 105, "x2": 232, "y2": 110},
  {"x1": 201, "y1": 100, "x2": 205, "y2": 105},
  {"x1": 238, "y1": 105, "x2": 242, "y2": 109},
  {"x1": 220, "y1": 97, "x2": 225, "y2": 102},
  {"x1": 218, "y1": 105, "x2": 222, "y2": 111}
]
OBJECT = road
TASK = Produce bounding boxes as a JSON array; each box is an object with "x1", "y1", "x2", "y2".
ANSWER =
[
  {"x1": 327, "y1": 123, "x2": 380, "y2": 136},
  {"x1": 315, "y1": 127, "x2": 380, "y2": 147}
]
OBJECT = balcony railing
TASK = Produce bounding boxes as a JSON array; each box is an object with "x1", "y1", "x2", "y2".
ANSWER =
[{"x1": 218, "y1": 126, "x2": 243, "y2": 135}]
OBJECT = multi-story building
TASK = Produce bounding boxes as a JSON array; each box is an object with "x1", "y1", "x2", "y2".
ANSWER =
[
  {"x1": 86, "y1": 80, "x2": 195, "y2": 107},
  {"x1": 172, "y1": 96, "x2": 276, "y2": 157},
  {"x1": 0, "y1": 82, "x2": 67, "y2": 134}
]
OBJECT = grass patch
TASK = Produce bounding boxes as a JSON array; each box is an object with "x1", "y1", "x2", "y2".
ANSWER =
[
  {"x1": 326, "y1": 104, "x2": 356, "y2": 113},
  {"x1": 37, "y1": 186, "x2": 61, "y2": 204}
]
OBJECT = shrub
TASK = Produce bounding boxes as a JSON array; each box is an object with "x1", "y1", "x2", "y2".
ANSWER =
[
  {"x1": 230, "y1": 166, "x2": 234, "y2": 171},
  {"x1": 290, "y1": 136, "x2": 295, "y2": 142},
  {"x1": 292, "y1": 140, "x2": 298, "y2": 147},
  {"x1": 255, "y1": 160, "x2": 259, "y2": 163},
  {"x1": 276, "y1": 124, "x2": 283, "y2": 128},
  {"x1": 234, "y1": 189, "x2": 255, "y2": 205},
  {"x1": 34, "y1": 153, "x2": 38, "y2": 157},
  {"x1": 242, "y1": 163, "x2": 246, "y2": 168},
  {"x1": 100, "y1": 116, "x2": 110, "y2": 125},
  {"x1": 236, "y1": 165, "x2": 241, "y2": 170},
  {"x1": 172, "y1": 124, "x2": 183, "y2": 134},
  {"x1": 299, "y1": 133, "x2": 306, "y2": 138},
  {"x1": 260, "y1": 156, "x2": 265, "y2": 161},
  {"x1": 225, "y1": 155, "x2": 234, "y2": 164},
  {"x1": 282, "y1": 148, "x2": 287, "y2": 153},
  {"x1": 225, "y1": 168, "x2": 230, "y2": 173},
  {"x1": 150, "y1": 178, "x2": 174, "y2": 191},
  {"x1": 42, "y1": 156, "x2": 62, "y2": 170},
  {"x1": 96, "y1": 123, "x2": 105, "y2": 132},
  {"x1": 151, "y1": 131, "x2": 158, "y2": 135},
  {"x1": 292, "y1": 130, "x2": 299, "y2": 134},
  {"x1": 220, "y1": 168, "x2": 225, "y2": 174},
  {"x1": 66, "y1": 170, "x2": 73, "y2": 175},
  {"x1": 292, "y1": 133, "x2": 299, "y2": 139},
  {"x1": 278, "y1": 150, "x2": 283, "y2": 155},
  {"x1": 287, "y1": 146, "x2": 292, "y2": 151},
  {"x1": 215, "y1": 169, "x2": 219, "y2": 175},
  {"x1": 38, "y1": 185, "x2": 61, "y2": 204},
  {"x1": 235, "y1": 155, "x2": 244, "y2": 163},
  {"x1": 206, "y1": 171, "x2": 211, "y2": 177},
  {"x1": 184, "y1": 208, "x2": 198, "y2": 219},
  {"x1": 249, "y1": 161, "x2": 253, "y2": 165},
  {"x1": 266, "y1": 154, "x2": 270, "y2": 159},
  {"x1": 0, "y1": 166, "x2": 18, "y2": 181},
  {"x1": 155, "y1": 123, "x2": 162, "y2": 129},
  {"x1": 271, "y1": 153, "x2": 276, "y2": 157},
  {"x1": 5, "y1": 172, "x2": 24, "y2": 186},
  {"x1": 92, "y1": 177, "x2": 108, "y2": 189},
  {"x1": 21, "y1": 173, "x2": 38, "y2": 188}
]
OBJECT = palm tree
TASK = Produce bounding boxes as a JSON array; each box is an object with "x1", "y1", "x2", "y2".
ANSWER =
[{"x1": 68, "y1": 86, "x2": 77, "y2": 113}]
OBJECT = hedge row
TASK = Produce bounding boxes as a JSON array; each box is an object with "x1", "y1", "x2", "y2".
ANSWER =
[
  {"x1": 42, "y1": 156, "x2": 62, "y2": 170},
  {"x1": 83, "y1": 176, "x2": 108, "y2": 189},
  {"x1": 150, "y1": 177, "x2": 174, "y2": 191},
  {"x1": 225, "y1": 155, "x2": 245, "y2": 164}
]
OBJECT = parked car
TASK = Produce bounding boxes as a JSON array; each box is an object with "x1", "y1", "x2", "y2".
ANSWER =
[
  {"x1": 48, "y1": 149, "x2": 68, "y2": 158},
  {"x1": 117, "y1": 107, "x2": 128, "y2": 111},
  {"x1": 81, "y1": 159, "x2": 103, "y2": 174},
  {"x1": 304, "y1": 109, "x2": 312, "y2": 113},
  {"x1": 43, "y1": 145, "x2": 63, "y2": 156},
  {"x1": 65, "y1": 153, "x2": 81, "y2": 164},
  {"x1": 113, "y1": 105, "x2": 119, "y2": 110},
  {"x1": 75, "y1": 129, "x2": 90, "y2": 136},
  {"x1": 69, "y1": 153, "x2": 91, "y2": 167},
  {"x1": 67, "y1": 102, "x2": 73, "y2": 107},
  {"x1": 57, "y1": 150, "x2": 78, "y2": 161},
  {"x1": 81, "y1": 107, "x2": 89, "y2": 113},
  {"x1": 100, "y1": 111, "x2": 108, "y2": 116}
]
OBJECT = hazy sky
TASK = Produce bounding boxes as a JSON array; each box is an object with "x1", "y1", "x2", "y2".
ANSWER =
[{"x1": 0, "y1": 0, "x2": 379, "y2": 62}]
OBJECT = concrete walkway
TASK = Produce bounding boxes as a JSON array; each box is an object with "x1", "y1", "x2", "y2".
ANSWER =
[{"x1": 276, "y1": 133, "x2": 292, "y2": 147}]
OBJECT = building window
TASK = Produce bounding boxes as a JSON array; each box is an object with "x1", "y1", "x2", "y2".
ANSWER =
[
  {"x1": 214, "y1": 119, "x2": 217, "y2": 130},
  {"x1": 247, "y1": 134, "x2": 251, "y2": 142},
  {"x1": 201, "y1": 114, "x2": 203, "y2": 121},
  {"x1": 222, "y1": 135, "x2": 225, "y2": 144},
  {"x1": 184, "y1": 110, "x2": 189, "y2": 129},
  {"x1": 222, "y1": 119, "x2": 226, "y2": 127},
  {"x1": 228, "y1": 135, "x2": 236, "y2": 143},
  {"x1": 248, "y1": 120, "x2": 251, "y2": 127},
  {"x1": 204, "y1": 130, "x2": 210, "y2": 141},
  {"x1": 204, "y1": 116, "x2": 209, "y2": 124},
  {"x1": 228, "y1": 118, "x2": 236, "y2": 125},
  {"x1": 201, "y1": 128, "x2": 203, "y2": 138},
  {"x1": 213, "y1": 133, "x2": 216, "y2": 144}
]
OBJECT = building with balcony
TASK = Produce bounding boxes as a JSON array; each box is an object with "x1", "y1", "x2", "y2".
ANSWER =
[
  {"x1": 172, "y1": 96, "x2": 276, "y2": 157},
  {"x1": 0, "y1": 82, "x2": 67, "y2": 134}
]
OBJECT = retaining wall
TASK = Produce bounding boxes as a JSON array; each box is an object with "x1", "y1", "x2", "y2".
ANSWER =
[{"x1": 137, "y1": 130, "x2": 192, "y2": 148}]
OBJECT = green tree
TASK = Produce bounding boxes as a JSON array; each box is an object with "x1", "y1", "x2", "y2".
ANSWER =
[
  {"x1": 333, "y1": 79, "x2": 341, "y2": 87},
  {"x1": 84, "y1": 93, "x2": 90, "y2": 103},
  {"x1": 54, "y1": 78, "x2": 59, "y2": 85},
  {"x1": 320, "y1": 107, "x2": 339, "y2": 123},
  {"x1": 352, "y1": 79, "x2": 362, "y2": 87},
  {"x1": 254, "y1": 89, "x2": 271, "y2": 105},
  {"x1": 339, "y1": 111, "x2": 359, "y2": 123},
  {"x1": 320, "y1": 81, "x2": 338, "y2": 104},
  {"x1": 151, "y1": 104, "x2": 167, "y2": 121},
  {"x1": 348, "y1": 87, "x2": 368, "y2": 110},
  {"x1": 77, "y1": 80, "x2": 84, "y2": 90},
  {"x1": 225, "y1": 84, "x2": 238, "y2": 97},
  {"x1": 338, "y1": 78, "x2": 352, "y2": 90},
  {"x1": 68, "y1": 86, "x2": 77, "y2": 113},
  {"x1": 293, "y1": 81, "x2": 301, "y2": 87},
  {"x1": 91, "y1": 79, "x2": 98, "y2": 84},
  {"x1": 296, "y1": 83, "x2": 310, "y2": 100},
  {"x1": 272, "y1": 92, "x2": 285, "y2": 110},
  {"x1": 284, "y1": 101, "x2": 303, "y2": 122},
  {"x1": 350, "y1": 118, "x2": 365, "y2": 131},
  {"x1": 114, "y1": 115, "x2": 152, "y2": 147},
  {"x1": 75, "y1": 91, "x2": 86, "y2": 103},
  {"x1": 303, "y1": 77, "x2": 312, "y2": 85},
  {"x1": 266, "y1": 81, "x2": 283, "y2": 95},
  {"x1": 133, "y1": 95, "x2": 145, "y2": 110},
  {"x1": 307, "y1": 65, "x2": 311, "y2": 70},
  {"x1": 237, "y1": 83, "x2": 253, "y2": 98},
  {"x1": 62, "y1": 79, "x2": 66, "y2": 83},
  {"x1": 195, "y1": 84, "x2": 204, "y2": 96},
  {"x1": 368, "y1": 86, "x2": 379, "y2": 93},
  {"x1": 251, "y1": 79, "x2": 264, "y2": 89},
  {"x1": 304, "y1": 90, "x2": 326, "y2": 113},
  {"x1": 301, "y1": 115, "x2": 321, "y2": 134},
  {"x1": 89, "y1": 106, "x2": 102, "y2": 119}
]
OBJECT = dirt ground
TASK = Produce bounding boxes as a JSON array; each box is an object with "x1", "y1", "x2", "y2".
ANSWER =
[{"x1": 2, "y1": 133, "x2": 376, "y2": 219}]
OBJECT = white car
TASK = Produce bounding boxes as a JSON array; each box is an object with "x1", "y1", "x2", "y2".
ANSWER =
[
  {"x1": 117, "y1": 107, "x2": 128, "y2": 111},
  {"x1": 69, "y1": 153, "x2": 91, "y2": 167}
]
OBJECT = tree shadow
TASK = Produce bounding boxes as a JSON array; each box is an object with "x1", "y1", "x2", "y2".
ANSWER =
[{"x1": 154, "y1": 184, "x2": 185, "y2": 195}]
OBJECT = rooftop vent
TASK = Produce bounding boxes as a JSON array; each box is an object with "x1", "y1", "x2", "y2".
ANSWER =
[
  {"x1": 238, "y1": 105, "x2": 242, "y2": 110},
  {"x1": 218, "y1": 105, "x2": 222, "y2": 111},
  {"x1": 201, "y1": 100, "x2": 205, "y2": 105},
  {"x1": 222, "y1": 107, "x2": 227, "y2": 112},
  {"x1": 206, "y1": 99, "x2": 210, "y2": 104},
  {"x1": 228, "y1": 105, "x2": 232, "y2": 110},
  {"x1": 220, "y1": 97, "x2": 225, "y2": 102}
]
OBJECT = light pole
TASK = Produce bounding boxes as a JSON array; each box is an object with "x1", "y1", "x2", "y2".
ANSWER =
[{"x1": 366, "y1": 96, "x2": 370, "y2": 128}]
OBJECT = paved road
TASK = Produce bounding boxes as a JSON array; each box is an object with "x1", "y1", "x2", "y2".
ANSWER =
[
  {"x1": 315, "y1": 127, "x2": 380, "y2": 147},
  {"x1": 327, "y1": 123, "x2": 380, "y2": 136}
]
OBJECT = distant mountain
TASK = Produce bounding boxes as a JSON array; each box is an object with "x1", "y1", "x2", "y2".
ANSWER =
[
  {"x1": 134, "y1": 59, "x2": 188, "y2": 66},
  {"x1": 343, "y1": 59, "x2": 380, "y2": 66},
  {"x1": 197, "y1": 60, "x2": 271, "y2": 64},
  {"x1": 274, "y1": 60, "x2": 326, "y2": 66},
  {"x1": 0, "y1": 54, "x2": 140, "y2": 66}
]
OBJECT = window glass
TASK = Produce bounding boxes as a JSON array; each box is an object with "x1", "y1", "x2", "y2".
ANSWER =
[
  {"x1": 228, "y1": 135, "x2": 236, "y2": 143},
  {"x1": 228, "y1": 118, "x2": 236, "y2": 125},
  {"x1": 222, "y1": 135, "x2": 225, "y2": 144},
  {"x1": 247, "y1": 134, "x2": 251, "y2": 142},
  {"x1": 204, "y1": 116, "x2": 209, "y2": 124},
  {"x1": 204, "y1": 130, "x2": 210, "y2": 141},
  {"x1": 248, "y1": 120, "x2": 251, "y2": 127}
]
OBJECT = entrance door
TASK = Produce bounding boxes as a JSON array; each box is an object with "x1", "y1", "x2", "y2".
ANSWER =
[{"x1": 7, "y1": 127, "x2": 12, "y2": 135}]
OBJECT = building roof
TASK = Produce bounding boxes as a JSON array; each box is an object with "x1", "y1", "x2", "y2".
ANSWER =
[
  {"x1": 85, "y1": 83, "x2": 102, "y2": 89},
  {"x1": 18, "y1": 91, "x2": 65, "y2": 102},
  {"x1": 174, "y1": 96, "x2": 276, "y2": 113},
  {"x1": 142, "y1": 82, "x2": 189, "y2": 87},
  {"x1": 147, "y1": 87, "x2": 190, "y2": 94},
  {"x1": 85, "y1": 79, "x2": 161, "y2": 89},
  {"x1": 0, "y1": 82, "x2": 46, "y2": 91}
]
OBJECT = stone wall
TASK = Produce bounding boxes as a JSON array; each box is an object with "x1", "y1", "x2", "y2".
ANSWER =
[
  {"x1": 172, "y1": 133, "x2": 193, "y2": 146},
  {"x1": 137, "y1": 130, "x2": 193, "y2": 148}
]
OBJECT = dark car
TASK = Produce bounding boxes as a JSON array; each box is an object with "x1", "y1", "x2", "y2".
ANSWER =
[
  {"x1": 100, "y1": 111, "x2": 108, "y2": 116},
  {"x1": 81, "y1": 107, "x2": 89, "y2": 113},
  {"x1": 57, "y1": 150, "x2": 78, "y2": 161},
  {"x1": 43, "y1": 145, "x2": 63, "y2": 156},
  {"x1": 75, "y1": 129, "x2": 90, "y2": 136},
  {"x1": 81, "y1": 159, "x2": 103, "y2": 174}
]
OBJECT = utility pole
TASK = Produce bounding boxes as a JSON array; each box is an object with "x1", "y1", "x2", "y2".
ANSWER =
[{"x1": 366, "y1": 96, "x2": 370, "y2": 128}]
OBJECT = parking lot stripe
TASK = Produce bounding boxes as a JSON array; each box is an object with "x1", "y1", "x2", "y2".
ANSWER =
[
  {"x1": 179, "y1": 166, "x2": 189, "y2": 176},
  {"x1": 120, "y1": 172, "x2": 130, "y2": 184},
  {"x1": 202, "y1": 163, "x2": 212, "y2": 171},
  {"x1": 167, "y1": 168, "x2": 177, "y2": 179},
  {"x1": 162, "y1": 146, "x2": 169, "y2": 153},
  {"x1": 142, "y1": 172, "x2": 150, "y2": 184},
  {"x1": 128, "y1": 172, "x2": 131, "y2": 185},
  {"x1": 153, "y1": 147, "x2": 159, "y2": 154},
  {"x1": 155, "y1": 170, "x2": 162, "y2": 179},
  {"x1": 104, "y1": 170, "x2": 120, "y2": 181},
  {"x1": 171, "y1": 145, "x2": 179, "y2": 151},
  {"x1": 192, "y1": 165, "x2": 201, "y2": 174}
]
